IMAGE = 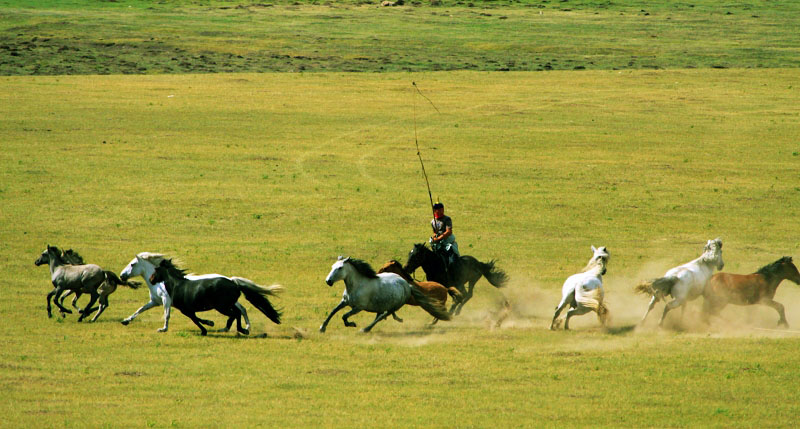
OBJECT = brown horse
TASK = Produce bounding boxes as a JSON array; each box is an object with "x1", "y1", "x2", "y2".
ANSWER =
[
  {"x1": 377, "y1": 260, "x2": 462, "y2": 324},
  {"x1": 703, "y1": 256, "x2": 800, "y2": 327}
]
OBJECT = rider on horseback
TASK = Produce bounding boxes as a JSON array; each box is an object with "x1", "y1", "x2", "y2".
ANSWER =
[{"x1": 430, "y1": 202, "x2": 459, "y2": 277}]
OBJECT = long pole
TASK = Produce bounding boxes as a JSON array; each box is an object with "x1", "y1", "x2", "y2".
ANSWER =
[{"x1": 412, "y1": 82, "x2": 437, "y2": 233}]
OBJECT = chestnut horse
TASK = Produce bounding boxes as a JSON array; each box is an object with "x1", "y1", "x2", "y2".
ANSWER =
[
  {"x1": 377, "y1": 260, "x2": 462, "y2": 325},
  {"x1": 703, "y1": 256, "x2": 800, "y2": 328}
]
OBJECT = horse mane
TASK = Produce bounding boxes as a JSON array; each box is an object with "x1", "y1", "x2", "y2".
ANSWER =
[
  {"x1": 345, "y1": 258, "x2": 378, "y2": 279},
  {"x1": 159, "y1": 258, "x2": 188, "y2": 280},
  {"x1": 582, "y1": 258, "x2": 606, "y2": 273},
  {"x1": 137, "y1": 252, "x2": 170, "y2": 266},
  {"x1": 755, "y1": 257, "x2": 793, "y2": 281},
  {"x1": 61, "y1": 249, "x2": 85, "y2": 265}
]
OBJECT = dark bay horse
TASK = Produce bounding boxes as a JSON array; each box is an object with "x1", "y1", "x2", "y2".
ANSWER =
[
  {"x1": 403, "y1": 243, "x2": 509, "y2": 315},
  {"x1": 703, "y1": 256, "x2": 800, "y2": 327},
  {"x1": 35, "y1": 245, "x2": 140, "y2": 321},
  {"x1": 377, "y1": 259, "x2": 462, "y2": 325},
  {"x1": 149, "y1": 259, "x2": 282, "y2": 336}
]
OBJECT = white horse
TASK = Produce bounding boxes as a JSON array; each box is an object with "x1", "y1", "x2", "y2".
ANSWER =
[
  {"x1": 635, "y1": 238, "x2": 724, "y2": 327},
  {"x1": 319, "y1": 256, "x2": 451, "y2": 333},
  {"x1": 550, "y1": 246, "x2": 610, "y2": 330},
  {"x1": 119, "y1": 252, "x2": 255, "y2": 332}
]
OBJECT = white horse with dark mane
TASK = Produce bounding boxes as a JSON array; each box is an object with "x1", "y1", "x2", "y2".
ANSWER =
[
  {"x1": 119, "y1": 252, "x2": 271, "y2": 332},
  {"x1": 635, "y1": 238, "x2": 724, "y2": 327},
  {"x1": 550, "y1": 246, "x2": 610, "y2": 330}
]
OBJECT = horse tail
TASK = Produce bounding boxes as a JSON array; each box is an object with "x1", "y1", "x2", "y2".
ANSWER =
[
  {"x1": 597, "y1": 302, "x2": 610, "y2": 327},
  {"x1": 447, "y1": 287, "x2": 463, "y2": 303},
  {"x1": 237, "y1": 280, "x2": 283, "y2": 325},
  {"x1": 409, "y1": 284, "x2": 451, "y2": 321},
  {"x1": 230, "y1": 277, "x2": 284, "y2": 296},
  {"x1": 104, "y1": 271, "x2": 141, "y2": 289},
  {"x1": 634, "y1": 276, "x2": 677, "y2": 300},
  {"x1": 477, "y1": 260, "x2": 509, "y2": 288}
]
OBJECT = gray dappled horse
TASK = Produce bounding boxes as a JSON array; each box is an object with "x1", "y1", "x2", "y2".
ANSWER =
[{"x1": 35, "y1": 245, "x2": 140, "y2": 322}]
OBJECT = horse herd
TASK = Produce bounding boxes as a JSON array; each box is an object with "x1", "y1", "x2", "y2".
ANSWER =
[{"x1": 35, "y1": 237, "x2": 800, "y2": 335}]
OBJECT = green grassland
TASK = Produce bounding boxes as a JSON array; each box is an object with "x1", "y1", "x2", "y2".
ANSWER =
[
  {"x1": 1, "y1": 0, "x2": 799, "y2": 74},
  {"x1": 2, "y1": 69, "x2": 800, "y2": 426},
  {"x1": 2, "y1": 0, "x2": 800, "y2": 427}
]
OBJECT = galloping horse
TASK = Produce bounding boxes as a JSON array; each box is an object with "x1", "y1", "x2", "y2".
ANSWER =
[
  {"x1": 319, "y1": 257, "x2": 451, "y2": 333},
  {"x1": 377, "y1": 259, "x2": 462, "y2": 325},
  {"x1": 635, "y1": 238, "x2": 724, "y2": 327},
  {"x1": 403, "y1": 243, "x2": 508, "y2": 315},
  {"x1": 149, "y1": 259, "x2": 282, "y2": 336},
  {"x1": 703, "y1": 256, "x2": 800, "y2": 327},
  {"x1": 119, "y1": 252, "x2": 256, "y2": 332},
  {"x1": 35, "y1": 245, "x2": 140, "y2": 322},
  {"x1": 550, "y1": 246, "x2": 610, "y2": 330}
]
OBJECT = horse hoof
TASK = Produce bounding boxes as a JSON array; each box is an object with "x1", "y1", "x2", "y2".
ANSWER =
[
  {"x1": 239, "y1": 329, "x2": 250, "y2": 335},
  {"x1": 157, "y1": 328, "x2": 167, "y2": 333},
  {"x1": 200, "y1": 331, "x2": 208, "y2": 336},
  {"x1": 121, "y1": 320, "x2": 130, "y2": 326},
  {"x1": 319, "y1": 327, "x2": 326, "y2": 333},
  {"x1": 63, "y1": 309, "x2": 73, "y2": 314}
]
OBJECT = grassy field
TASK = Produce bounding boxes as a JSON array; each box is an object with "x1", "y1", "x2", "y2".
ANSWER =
[
  {"x1": 1, "y1": 0, "x2": 799, "y2": 74},
  {"x1": 2, "y1": 69, "x2": 800, "y2": 426}
]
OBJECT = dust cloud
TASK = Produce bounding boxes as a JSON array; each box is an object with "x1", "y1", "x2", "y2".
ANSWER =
[{"x1": 485, "y1": 260, "x2": 800, "y2": 338}]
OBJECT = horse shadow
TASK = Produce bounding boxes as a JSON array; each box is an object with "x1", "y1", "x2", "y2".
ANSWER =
[{"x1": 604, "y1": 324, "x2": 637, "y2": 335}]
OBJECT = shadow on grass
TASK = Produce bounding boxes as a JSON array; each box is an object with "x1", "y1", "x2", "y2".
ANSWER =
[{"x1": 604, "y1": 324, "x2": 637, "y2": 335}]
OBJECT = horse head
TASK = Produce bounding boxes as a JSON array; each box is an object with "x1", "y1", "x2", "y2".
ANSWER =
[
  {"x1": 120, "y1": 255, "x2": 145, "y2": 281},
  {"x1": 778, "y1": 256, "x2": 800, "y2": 285},
  {"x1": 587, "y1": 245, "x2": 610, "y2": 275},
  {"x1": 325, "y1": 256, "x2": 349, "y2": 286},
  {"x1": 702, "y1": 238, "x2": 724, "y2": 270},
  {"x1": 34, "y1": 246, "x2": 50, "y2": 266},
  {"x1": 404, "y1": 243, "x2": 430, "y2": 273}
]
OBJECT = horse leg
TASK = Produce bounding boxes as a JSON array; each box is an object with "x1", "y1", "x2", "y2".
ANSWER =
[
  {"x1": 53, "y1": 288, "x2": 72, "y2": 316},
  {"x1": 122, "y1": 300, "x2": 159, "y2": 325},
  {"x1": 59, "y1": 290, "x2": 74, "y2": 309},
  {"x1": 158, "y1": 295, "x2": 172, "y2": 333},
  {"x1": 454, "y1": 281, "x2": 476, "y2": 316},
  {"x1": 658, "y1": 298, "x2": 684, "y2": 328},
  {"x1": 564, "y1": 306, "x2": 591, "y2": 330},
  {"x1": 342, "y1": 308, "x2": 362, "y2": 328},
  {"x1": 78, "y1": 292, "x2": 100, "y2": 322},
  {"x1": 218, "y1": 305, "x2": 247, "y2": 335},
  {"x1": 319, "y1": 300, "x2": 348, "y2": 333},
  {"x1": 90, "y1": 295, "x2": 110, "y2": 322},
  {"x1": 391, "y1": 312, "x2": 404, "y2": 323},
  {"x1": 550, "y1": 293, "x2": 573, "y2": 330},
  {"x1": 182, "y1": 310, "x2": 208, "y2": 336},
  {"x1": 762, "y1": 299, "x2": 789, "y2": 328},
  {"x1": 639, "y1": 295, "x2": 658, "y2": 325},
  {"x1": 70, "y1": 292, "x2": 82, "y2": 312},
  {"x1": 361, "y1": 311, "x2": 390, "y2": 333},
  {"x1": 235, "y1": 302, "x2": 251, "y2": 333},
  {"x1": 46, "y1": 287, "x2": 60, "y2": 318},
  {"x1": 197, "y1": 318, "x2": 215, "y2": 327}
]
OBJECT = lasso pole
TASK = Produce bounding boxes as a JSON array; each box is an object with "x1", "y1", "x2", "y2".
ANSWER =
[{"x1": 412, "y1": 81, "x2": 438, "y2": 233}]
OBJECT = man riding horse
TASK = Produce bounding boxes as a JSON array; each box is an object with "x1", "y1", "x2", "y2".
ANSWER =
[{"x1": 430, "y1": 202, "x2": 459, "y2": 277}]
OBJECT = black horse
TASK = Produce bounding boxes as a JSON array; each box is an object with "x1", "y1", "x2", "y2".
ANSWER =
[
  {"x1": 403, "y1": 243, "x2": 509, "y2": 315},
  {"x1": 149, "y1": 259, "x2": 282, "y2": 336}
]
